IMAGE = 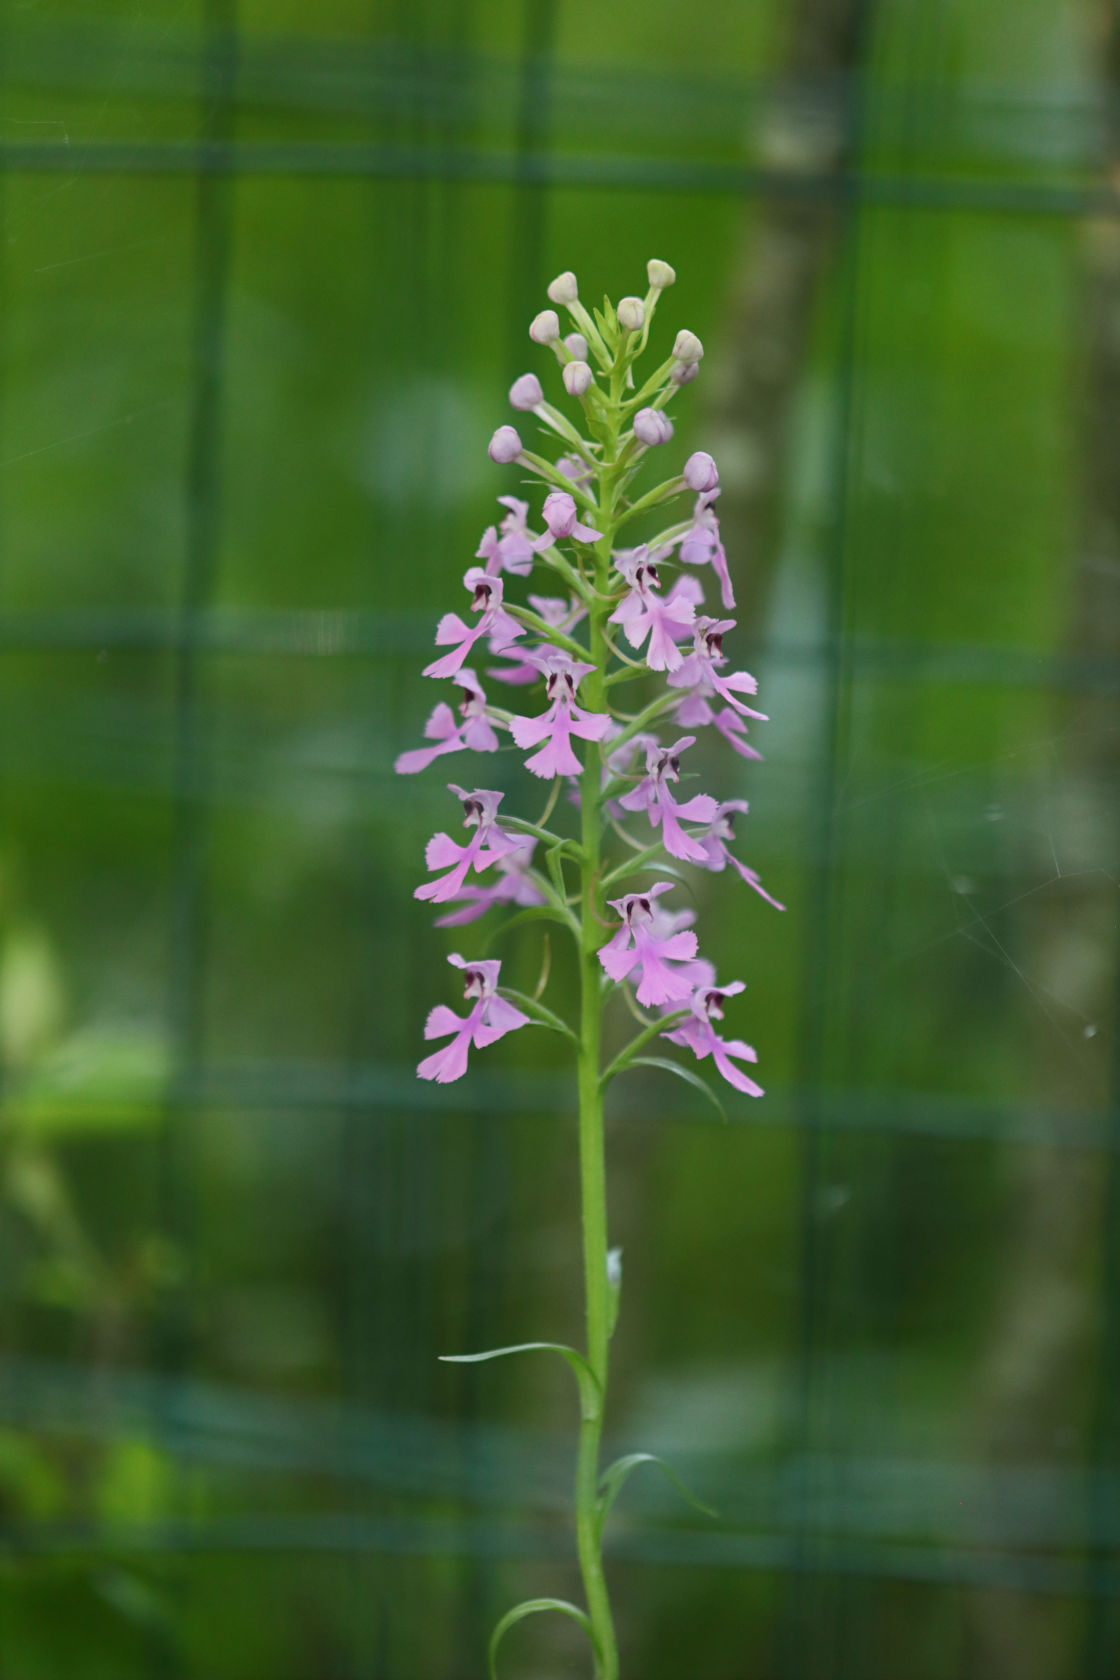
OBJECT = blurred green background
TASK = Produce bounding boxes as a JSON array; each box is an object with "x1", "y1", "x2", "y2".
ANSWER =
[{"x1": 1, "y1": 0, "x2": 1119, "y2": 1675}]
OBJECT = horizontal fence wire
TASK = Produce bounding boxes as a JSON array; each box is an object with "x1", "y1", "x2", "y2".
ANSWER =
[
  {"x1": 0, "y1": 1354, "x2": 1114, "y2": 1594},
  {"x1": 0, "y1": 143, "x2": 1118, "y2": 217}
]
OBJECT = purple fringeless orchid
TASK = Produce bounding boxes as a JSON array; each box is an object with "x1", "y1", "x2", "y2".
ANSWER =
[
  {"x1": 417, "y1": 954, "x2": 530, "y2": 1084},
  {"x1": 674, "y1": 487, "x2": 735, "y2": 610},
  {"x1": 661, "y1": 979, "x2": 763, "y2": 1096},
  {"x1": 432, "y1": 836, "x2": 545, "y2": 927},
  {"x1": 395, "y1": 260, "x2": 785, "y2": 1680},
  {"x1": 415, "y1": 786, "x2": 521, "y2": 904},
  {"x1": 608, "y1": 547, "x2": 697, "y2": 672},
  {"x1": 617, "y1": 735, "x2": 719, "y2": 864},
  {"x1": 423, "y1": 569, "x2": 524, "y2": 681},
  {"x1": 598, "y1": 883, "x2": 704, "y2": 1008},
  {"x1": 394, "y1": 669, "x2": 502, "y2": 775},
  {"x1": 509, "y1": 649, "x2": 611, "y2": 779},
  {"x1": 691, "y1": 798, "x2": 787, "y2": 910}
]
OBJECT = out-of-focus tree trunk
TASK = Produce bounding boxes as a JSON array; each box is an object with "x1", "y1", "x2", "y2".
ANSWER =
[
  {"x1": 964, "y1": 6, "x2": 1120, "y2": 1675},
  {"x1": 703, "y1": 0, "x2": 866, "y2": 625}
]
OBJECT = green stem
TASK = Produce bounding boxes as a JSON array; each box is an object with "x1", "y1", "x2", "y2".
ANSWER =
[{"x1": 572, "y1": 399, "x2": 622, "y2": 1680}]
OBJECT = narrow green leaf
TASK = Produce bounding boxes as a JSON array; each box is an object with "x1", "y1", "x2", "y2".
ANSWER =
[
  {"x1": 498, "y1": 988, "x2": 578, "y2": 1045},
  {"x1": 483, "y1": 905, "x2": 577, "y2": 951},
  {"x1": 488, "y1": 1598, "x2": 598, "y2": 1680},
  {"x1": 440, "y1": 1341, "x2": 601, "y2": 1419},
  {"x1": 501, "y1": 814, "x2": 564, "y2": 848},
  {"x1": 596, "y1": 1452, "x2": 718, "y2": 1540},
  {"x1": 600, "y1": 1011, "x2": 689, "y2": 1089},
  {"x1": 627, "y1": 1056, "x2": 728, "y2": 1122}
]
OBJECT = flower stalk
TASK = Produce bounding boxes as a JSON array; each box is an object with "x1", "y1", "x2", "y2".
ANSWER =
[{"x1": 398, "y1": 260, "x2": 783, "y2": 1678}]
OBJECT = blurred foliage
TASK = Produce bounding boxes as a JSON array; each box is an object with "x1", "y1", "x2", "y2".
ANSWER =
[{"x1": 0, "y1": 0, "x2": 1118, "y2": 1677}]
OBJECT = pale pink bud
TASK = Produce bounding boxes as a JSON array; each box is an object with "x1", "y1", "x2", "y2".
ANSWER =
[
  {"x1": 633, "y1": 407, "x2": 673, "y2": 446},
  {"x1": 684, "y1": 451, "x2": 718, "y2": 492},
  {"x1": 547, "y1": 271, "x2": 579, "y2": 305},
  {"x1": 671, "y1": 360, "x2": 700, "y2": 386},
  {"x1": 672, "y1": 329, "x2": 704, "y2": 364},
  {"x1": 542, "y1": 491, "x2": 579, "y2": 538},
  {"x1": 563, "y1": 360, "x2": 593, "y2": 397},
  {"x1": 563, "y1": 332, "x2": 589, "y2": 360},
  {"x1": 647, "y1": 258, "x2": 676, "y2": 289},
  {"x1": 488, "y1": 425, "x2": 523, "y2": 464},
  {"x1": 529, "y1": 309, "x2": 561, "y2": 344},
  {"x1": 617, "y1": 296, "x2": 645, "y2": 333},
  {"x1": 509, "y1": 373, "x2": 543, "y2": 410}
]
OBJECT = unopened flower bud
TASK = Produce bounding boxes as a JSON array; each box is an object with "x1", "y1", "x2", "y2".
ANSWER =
[
  {"x1": 563, "y1": 332, "x2": 589, "y2": 360},
  {"x1": 684, "y1": 450, "x2": 719, "y2": 492},
  {"x1": 509, "y1": 373, "x2": 543, "y2": 411},
  {"x1": 617, "y1": 296, "x2": 645, "y2": 333},
  {"x1": 542, "y1": 490, "x2": 579, "y2": 538},
  {"x1": 646, "y1": 258, "x2": 676, "y2": 289},
  {"x1": 671, "y1": 359, "x2": 700, "y2": 386},
  {"x1": 488, "y1": 425, "x2": 523, "y2": 465},
  {"x1": 563, "y1": 360, "x2": 593, "y2": 397},
  {"x1": 672, "y1": 328, "x2": 704, "y2": 364},
  {"x1": 529, "y1": 309, "x2": 561, "y2": 344},
  {"x1": 606, "y1": 1247, "x2": 623, "y2": 1289},
  {"x1": 547, "y1": 271, "x2": 579, "y2": 306},
  {"x1": 633, "y1": 407, "x2": 673, "y2": 446}
]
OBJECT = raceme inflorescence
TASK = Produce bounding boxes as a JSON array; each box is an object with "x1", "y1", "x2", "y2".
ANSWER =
[{"x1": 396, "y1": 260, "x2": 783, "y2": 1680}]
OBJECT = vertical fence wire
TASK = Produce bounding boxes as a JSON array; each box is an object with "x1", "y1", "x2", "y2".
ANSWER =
[
  {"x1": 160, "y1": 1, "x2": 238, "y2": 1670},
  {"x1": 779, "y1": 6, "x2": 875, "y2": 1676}
]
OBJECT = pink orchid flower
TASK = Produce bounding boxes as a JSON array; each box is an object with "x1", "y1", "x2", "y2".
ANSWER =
[
  {"x1": 394, "y1": 669, "x2": 502, "y2": 775},
  {"x1": 510, "y1": 650, "x2": 611, "y2": 779},
  {"x1": 661, "y1": 980, "x2": 763, "y2": 1096},
  {"x1": 417, "y1": 954, "x2": 530, "y2": 1084},
  {"x1": 415, "y1": 787, "x2": 521, "y2": 904},
  {"x1": 617, "y1": 735, "x2": 719, "y2": 864},
  {"x1": 674, "y1": 488, "x2": 735, "y2": 610},
  {"x1": 433, "y1": 836, "x2": 545, "y2": 927},
  {"x1": 423, "y1": 570, "x2": 524, "y2": 681},
  {"x1": 598, "y1": 883, "x2": 702, "y2": 1008},
  {"x1": 608, "y1": 548, "x2": 697, "y2": 672},
  {"x1": 668, "y1": 617, "x2": 766, "y2": 719},
  {"x1": 691, "y1": 799, "x2": 786, "y2": 909}
]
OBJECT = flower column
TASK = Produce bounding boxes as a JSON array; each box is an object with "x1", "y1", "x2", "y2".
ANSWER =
[{"x1": 396, "y1": 259, "x2": 783, "y2": 1680}]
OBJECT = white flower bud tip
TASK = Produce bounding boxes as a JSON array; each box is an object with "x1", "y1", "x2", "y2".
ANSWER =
[
  {"x1": 633, "y1": 407, "x2": 673, "y2": 446},
  {"x1": 508, "y1": 372, "x2": 543, "y2": 411},
  {"x1": 646, "y1": 258, "x2": 676, "y2": 289},
  {"x1": 529, "y1": 309, "x2": 561, "y2": 344},
  {"x1": 672, "y1": 328, "x2": 703, "y2": 363},
  {"x1": 547, "y1": 271, "x2": 579, "y2": 306},
  {"x1": 606, "y1": 1247, "x2": 623, "y2": 1289},
  {"x1": 563, "y1": 360, "x2": 593, "y2": 398},
  {"x1": 563, "y1": 332, "x2": 589, "y2": 360},
  {"x1": 617, "y1": 296, "x2": 645, "y2": 333},
  {"x1": 684, "y1": 450, "x2": 719, "y2": 492},
  {"x1": 488, "y1": 425, "x2": 523, "y2": 465}
]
